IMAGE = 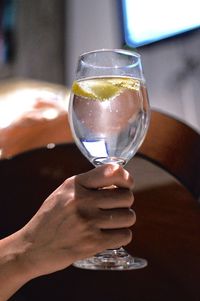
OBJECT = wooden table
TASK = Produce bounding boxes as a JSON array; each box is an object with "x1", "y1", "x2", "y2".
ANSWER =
[{"x1": 0, "y1": 143, "x2": 199, "y2": 301}]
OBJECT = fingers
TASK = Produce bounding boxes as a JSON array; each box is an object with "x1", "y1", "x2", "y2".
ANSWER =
[
  {"x1": 76, "y1": 164, "x2": 134, "y2": 190},
  {"x1": 95, "y1": 188, "x2": 134, "y2": 209},
  {"x1": 100, "y1": 229, "x2": 133, "y2": 249},
  {"x1": 96, "y1": 208, "x2": 136, "y2": 229},
  {"x1": 74, "y1": 188, "x2": 135, "y2": 229}
]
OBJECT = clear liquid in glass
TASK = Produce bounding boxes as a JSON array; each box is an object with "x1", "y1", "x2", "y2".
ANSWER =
[{"x1": 69, "y1": 76, "x2": 149, "y2": 167}]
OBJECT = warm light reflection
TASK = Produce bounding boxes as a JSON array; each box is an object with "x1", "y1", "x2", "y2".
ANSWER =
[
  {"x1": 42, "y1": 108, "x2": 59, "y2": 120},
  {"x1": 0, "y1": 88, "x2": 68, "y2": 129}
]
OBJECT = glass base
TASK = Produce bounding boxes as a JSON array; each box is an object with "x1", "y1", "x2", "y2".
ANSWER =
[{"x1": 73, "y1": 248, "x2": 147, "y2": 270}]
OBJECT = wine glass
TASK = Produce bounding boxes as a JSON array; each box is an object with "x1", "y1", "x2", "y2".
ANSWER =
[{"x1": 68, "y1": 49, "x2": 150, "y2": 270}]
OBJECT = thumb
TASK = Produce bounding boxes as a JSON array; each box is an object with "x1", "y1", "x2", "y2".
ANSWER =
[{"x1": 76, "y1": 164, "x2": 134, "y2": 190}]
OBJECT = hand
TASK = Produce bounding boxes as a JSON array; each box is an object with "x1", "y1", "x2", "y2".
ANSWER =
[
  {"x1": 20, "y1": 164, "x2": 135, "y2": 279},
  {"x1": 0, "y1": 164, "x2": 136, "y2": 300}
]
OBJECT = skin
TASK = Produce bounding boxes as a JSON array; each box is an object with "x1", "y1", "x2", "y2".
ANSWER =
[{"x1": 0, "y1": 164, "x2": 135, "y2": 301}]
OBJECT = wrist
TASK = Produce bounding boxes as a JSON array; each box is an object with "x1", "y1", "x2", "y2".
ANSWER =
[
  {"x1": 0, "y1": 230, "x2": 35, "y2": 300},
  {"x1": 0, "y1": 230, "x2": 34, "y2": 283}
]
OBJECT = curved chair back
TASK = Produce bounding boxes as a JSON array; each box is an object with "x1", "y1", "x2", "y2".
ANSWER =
[{"x1": 138, "y1": 111, "x2": 200, "y2": 199}]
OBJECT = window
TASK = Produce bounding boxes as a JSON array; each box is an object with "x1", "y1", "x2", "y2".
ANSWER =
[{"x1": 122, "y1": 0, "x2": 200, "y2": 47}]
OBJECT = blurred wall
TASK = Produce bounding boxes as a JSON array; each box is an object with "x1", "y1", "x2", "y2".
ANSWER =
[
  {"x1": 0, "y1": 0, "x2": 65, "y2": 84},
  {"x1": 140, "y1": 30, "x2": 200, "y2": 132},
  {"x1": 65, "y1": 0, "x2": 123, "y2": 86}
]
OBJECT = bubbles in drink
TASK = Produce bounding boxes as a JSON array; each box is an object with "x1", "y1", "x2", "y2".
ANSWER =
[{"x1": 69, "y1": 76, "x2": 150, "y2": 166}]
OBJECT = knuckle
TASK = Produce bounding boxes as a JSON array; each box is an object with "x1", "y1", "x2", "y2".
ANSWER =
[
  {"x1": 112, "y1": 229, "x2": 132, "y2": 248},
  {"x1": 122, "y1": 229, "x2": 133, "y2": 246},
  {"x1": 104, "y1": 164, "x2": 123, "y2": 178},
  {"x1": 76, "y1": 206, "x2": 99, "y2": 228},
  {"x1": 122, "y1": 209, "x2": 136, "y2": 227},
  {"x1": 102, "y1": 228, "x2": 133, "y2": 249},
  {"x1": 119, "y1": 189, "x2": 134, "y2": 208},
  {"x1": 63, "y1": 176, "x2": 75, "y2": 188},
  {"x1": 128, "y1": 209, "x2": 136, "y2": 226},
  {"x1": 96, "y1": 209, "x2": 112, "y2": 228},
  {"x1": 127, "y1": 190, "x2": 134, "y2": 206}
]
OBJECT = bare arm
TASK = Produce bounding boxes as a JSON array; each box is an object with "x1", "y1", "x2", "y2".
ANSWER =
[{"x1": 0, "y1": 164, "x2": 135, "y2": 300}]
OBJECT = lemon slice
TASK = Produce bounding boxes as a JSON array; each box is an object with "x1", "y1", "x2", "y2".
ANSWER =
[
  {"x1": 72, "y1": 77, "x2": 140, "y2": 101},
  {"x1": 110, "y1": 78, "x2": 140, "y2": 91},
  {"x1": 72, "y1": 79, "x2": 120, "y2": 100}
]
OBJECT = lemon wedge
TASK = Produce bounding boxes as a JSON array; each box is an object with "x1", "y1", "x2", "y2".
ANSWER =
[
  {"x1": 72, "y1": 77, "x2": 140, "y2": 101},
  {"x1": 110, "y1": 78, "x2": 140, "y2": 91}
]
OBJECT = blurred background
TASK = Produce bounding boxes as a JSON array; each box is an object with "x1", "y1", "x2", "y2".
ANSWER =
[{"x1": 0, "y1": 0, "x2": 200, "y2": 131}]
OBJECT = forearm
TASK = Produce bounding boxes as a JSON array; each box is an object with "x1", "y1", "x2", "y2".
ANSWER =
[{"x1": 0, "y1": 231, "x2": 32, "y2": 301}]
